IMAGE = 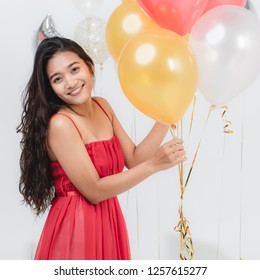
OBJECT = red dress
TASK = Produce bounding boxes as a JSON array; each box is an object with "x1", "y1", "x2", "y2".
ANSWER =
[{"x1": 34, "y1": 101, "x2": 131, "y2": 260}]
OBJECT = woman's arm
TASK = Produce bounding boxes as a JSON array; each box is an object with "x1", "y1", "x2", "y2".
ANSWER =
[
  {"x1": 95, "y1": 97, "x2": 171, "y2": 168},
  {"x1": 124, "y1": 121, "x2": 169, "y2": 167},
  {"x1": 47, "y1": 115, "x2": 186, "y2": 204}
]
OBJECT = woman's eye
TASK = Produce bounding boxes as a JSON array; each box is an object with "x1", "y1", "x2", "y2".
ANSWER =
[
  {"x1": 53, "y1": 77, "x2": 62, "y2": 83},
  {"x1": 72, "y1": 67, "x2": 79, "y2": 73}
]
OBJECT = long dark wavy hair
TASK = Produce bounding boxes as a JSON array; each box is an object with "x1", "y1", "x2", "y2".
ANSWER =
[{"x1": 17, "y1": 37, "x2": 94, "y2": 215}]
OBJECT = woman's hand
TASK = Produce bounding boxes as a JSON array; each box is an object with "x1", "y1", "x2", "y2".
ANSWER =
[{"x1": 149, "y1": 137, "x2": 186, "y2": 172}]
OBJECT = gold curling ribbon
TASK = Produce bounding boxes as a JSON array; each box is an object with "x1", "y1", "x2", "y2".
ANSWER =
[
  {"x1": 170, "y1": 104, "x2": 216, "y2": 260},
  {"x1": 170, "y1": 95, "x2": 198, "y2": 260},
  {"x1": 220, "y1": 105, "x2": 233, "y2": 134},
  {"x1": 170, "y1": 122, "x2": 194, "y2": 260},
  {"x1": 189, "y1": 92, "x2": 197, "y2": 137},
  {"x1": 174, "y1": 205, "x2": 194, "y2": 260},
  {"x1": 210, "y1": 105, "x2": 233, "y2": 133},
  {"x1": 170, "y1": 103, "x2": 233, "y2": 260}
]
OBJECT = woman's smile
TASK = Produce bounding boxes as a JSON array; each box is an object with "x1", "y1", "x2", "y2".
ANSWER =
[{"x1": 67, "y1": 84, "x2": 84, "y2": 96}]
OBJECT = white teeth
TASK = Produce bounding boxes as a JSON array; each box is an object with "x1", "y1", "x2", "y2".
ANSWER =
[{"x1": 69, "y1": 86, "x2": 81, "y2": 96}]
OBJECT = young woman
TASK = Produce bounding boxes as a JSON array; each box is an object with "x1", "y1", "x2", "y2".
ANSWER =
[{"x1": 17, "y1": 37, "x2": 186, "y2": 260}]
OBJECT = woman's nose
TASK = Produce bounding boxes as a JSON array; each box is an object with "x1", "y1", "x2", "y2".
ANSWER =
[{"x1": 65, "y1": 75, "x2": 76, "y2": 89}]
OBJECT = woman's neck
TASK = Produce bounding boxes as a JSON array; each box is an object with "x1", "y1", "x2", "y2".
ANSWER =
[{"x1": 63, "y1": 98, "x2": 94, "y2": 119}]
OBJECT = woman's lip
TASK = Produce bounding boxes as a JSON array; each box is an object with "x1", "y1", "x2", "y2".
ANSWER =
[{"x1": 68, "y1": 85, "x2": 84, "y2": 96}]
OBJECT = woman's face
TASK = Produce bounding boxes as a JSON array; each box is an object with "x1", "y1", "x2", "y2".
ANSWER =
[{"x1": 46, "y1": 51, "x2": 94, "y2": 105}]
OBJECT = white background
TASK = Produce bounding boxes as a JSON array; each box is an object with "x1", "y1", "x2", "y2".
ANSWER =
[{"x1": 0, "y1": 0, "x2": 260, "y2": 260}]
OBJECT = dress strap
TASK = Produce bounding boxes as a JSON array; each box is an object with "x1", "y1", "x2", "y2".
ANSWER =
[
  {"x1": 92, "y1": 98, "x2": 112, "y2": 122},
  {"x1": 50, "y1": 113, "x2": 83, "y2": 139}
]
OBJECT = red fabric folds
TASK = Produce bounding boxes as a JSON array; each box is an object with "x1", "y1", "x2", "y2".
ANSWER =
[{"x1": 34, "y1": 136, "x2": 130, "y2": 260}]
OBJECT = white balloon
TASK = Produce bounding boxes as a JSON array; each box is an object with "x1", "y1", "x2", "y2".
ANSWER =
[
  {"x1": 74, "y1": 16, "x2": 109, "y2": 65},
  {"x1": 189, "y1": 6, "x2": 260, "y2": 105},
  {"x1": 72, "y1": 0, "x2": 104, "y2": 16},
  {"x1": 245, "y1": 0, "x2": 256, "y2": 14}
]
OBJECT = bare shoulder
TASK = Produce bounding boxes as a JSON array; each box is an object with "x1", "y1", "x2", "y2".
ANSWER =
[
  {"x1": 47, "y1": 113, "x2": 80, "y2": 140},
  {"x1": 92, "y1": 96, "x2": 115, "y2": 119},
  {"x1": 93, "y1": 96, "x2": 114, "y2": 111},
  {"x1": 48, "y1": 114, "x2": 72, "y2": 131},
  {"x1": 46, "y1": 114, "x2": 82, "y2": 161}
]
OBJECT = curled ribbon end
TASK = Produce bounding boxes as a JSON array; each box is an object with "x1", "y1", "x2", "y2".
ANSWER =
[
  {"x1": 224, "y1": 129, "x2": 233, "y2": 134},
  {"x1": 175, "y1": 214, "x2": 194, "y2": 260},
  {"x1": 221, "y1": 106, "x2": 234, "y2": 134}
]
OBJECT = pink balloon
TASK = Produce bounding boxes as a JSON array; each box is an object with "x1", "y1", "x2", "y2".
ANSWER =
[
  {"x1": 203, "y1": 0, "x2": 246, "y2": 13},
  {"x1": 137, "y1": 0, "x2": 208, "y2": 36}
]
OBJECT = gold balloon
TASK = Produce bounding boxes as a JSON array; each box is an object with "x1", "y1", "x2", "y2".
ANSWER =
[
  {"x1": 183, "y1": 34, "x2": 190, "y2": 42},
  {"x1": 106, "y1": 0, "x2": 157, "y2": 61},
  {"x1": 118, "y1": 28, "x2": 198, "y2": 125}
]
